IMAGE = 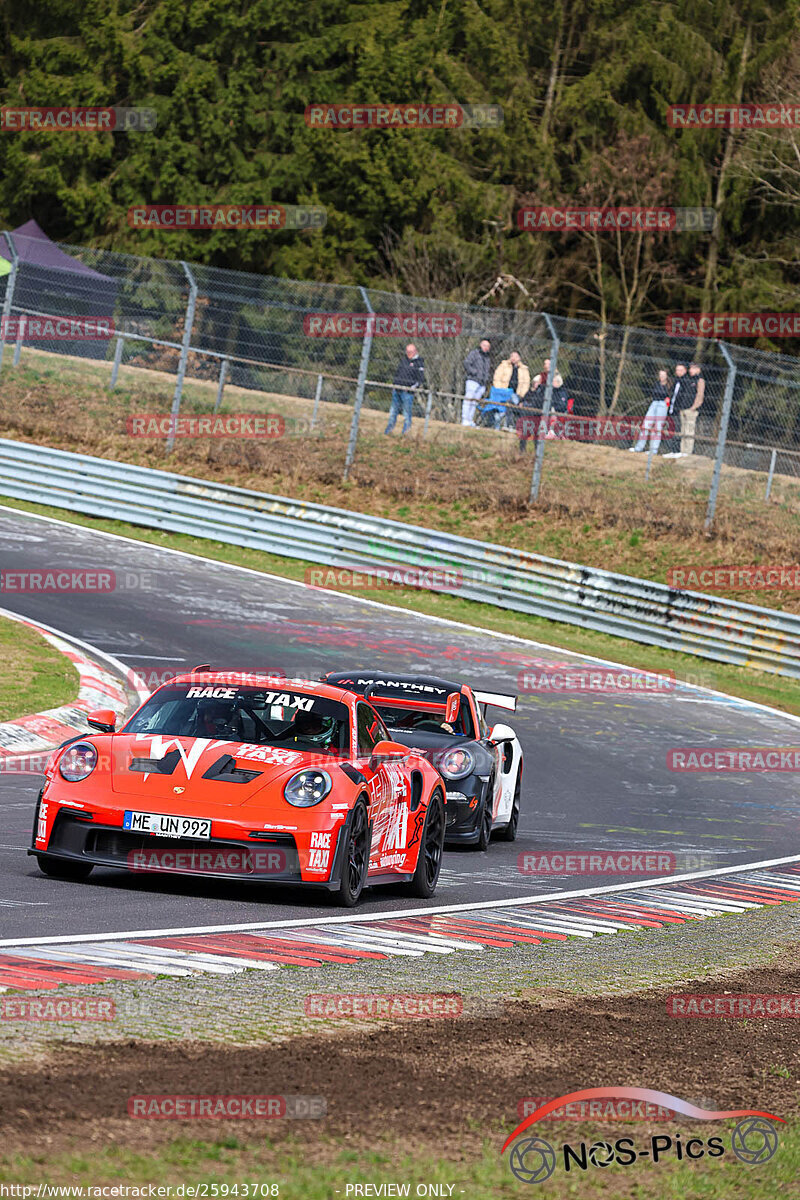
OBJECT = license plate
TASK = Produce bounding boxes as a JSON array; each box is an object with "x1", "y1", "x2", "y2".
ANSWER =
[{"x1": 123, "y1": 811, "x2": 212, "y2": 839}]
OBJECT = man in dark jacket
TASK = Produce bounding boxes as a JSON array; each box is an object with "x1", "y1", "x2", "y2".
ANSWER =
[
  {"x1": 462, "y1": 338, "x2": 492, "y2": 426},
  {"x1": 385, "y1": 343, "x2": 425, "y2": 434},
  {"x1": 663, "y1": 363, "x2": 692, "y2": 457}
]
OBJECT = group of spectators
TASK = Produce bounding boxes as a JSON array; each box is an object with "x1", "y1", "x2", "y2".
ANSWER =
[
  {"x1": 384, "y1": 339, "x2": 566, "y2": 448},
  {"x1": 461, "y1": 341, "x2": 570, "y2": 452},
  {"x1": 384, "y1": 340, "x2": 705, "y2": 460},
  {"x1": 630, "y1": 361, "x2": 705, "y2": 457}
]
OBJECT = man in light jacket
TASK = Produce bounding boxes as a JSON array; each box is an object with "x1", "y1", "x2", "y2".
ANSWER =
[
  {"x1": 462, "y1": 338, "x2": 492, "y2": 426},
  {"x1": 491, "y1": 350, "x2": 531, "y2": 430}
]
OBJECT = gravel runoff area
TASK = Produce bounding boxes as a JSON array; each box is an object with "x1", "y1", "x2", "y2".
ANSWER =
[
  {"x1": 1, "y1": 895, "x2": 800, "y2": 1185},
  {"x1": 2, "y1": 898, "x2": 800, "y2": 1059}
]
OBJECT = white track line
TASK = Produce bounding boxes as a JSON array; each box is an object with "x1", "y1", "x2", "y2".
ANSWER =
[{"x1": 4, "y1": 853, "x2": 800, "y2": 949}]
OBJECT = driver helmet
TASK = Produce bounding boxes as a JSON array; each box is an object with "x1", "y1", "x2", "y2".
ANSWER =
[
  {"x1": 197, "y1": 699, "x2": 234, "y2": 738},
  {"x1": 290, "y1": 710, "x2": 336, "y2": 745}
]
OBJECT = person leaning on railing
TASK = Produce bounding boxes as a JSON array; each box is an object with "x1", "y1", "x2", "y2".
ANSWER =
[
  {"x1": 629, "y1": 367, "x2": 671, "y2": 455},
  {"x1": 487, "y1": 350, "x2": 530, "y2": 431},
  {"x1": 461, "y1": 337, "x2": 492, "y2": 427},
  {"x1": 384, "y1": 342, "x2": 426, "y2": 435},
  {"x1": 662, "y1": 362, "x2": 692, "y2": 458},
  {"x1": 683, "y1": 363, "x2": 705, "y2": 456},
  {"x1": 518, "y1": 359, "x2": 571, "y2": 451}
]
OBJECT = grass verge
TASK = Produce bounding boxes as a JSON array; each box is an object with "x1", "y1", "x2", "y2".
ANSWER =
[
  {"x1": 1, "y1": 1124, "x2": 795, "y2": 1196},
  {"x1": 1, "y1": 495, "x2": 799, "y2": 717},
  {"x1": 0, "y1": 613, "x2": 79, "y2": 721}
]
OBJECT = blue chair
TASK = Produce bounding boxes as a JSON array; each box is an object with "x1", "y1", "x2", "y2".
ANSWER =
[{"x1": 478, "y1": 386, "x2": 514, "y2": 428}]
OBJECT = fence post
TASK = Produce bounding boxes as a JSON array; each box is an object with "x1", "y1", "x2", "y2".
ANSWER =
[
  {"x1": 13, "y1": 314, "x2": 25, "y2": 366},
  {"x1": 529, "y1": 313, "x2": 559, "y2": 503},
  {"x1": 343, "y1": 287, "x2": 374, "y2": 481},
  {"x1": 423, "y1": 388, "x2": 434, "y2": 436},
  {"x1": 214, "y1": 357, "x2": 229, "y2": 414},
  {"x1": 310, "y1": 372, "x2": 323, "y2": 430},
  {"x1": 704, "y1": 341, "x2": 736, "y2": 531},
  {"x1": 108, "y1": 335, "x2": 125, "y2": 390},
  {"x1": 165, "y1": 261, "x2": 198, "y2": 455},
  {"x1": 0, "y1": 233, "x2": 18, "y2": 372},
  {"x1": 645, "y1": 445, "x2": 655, "y2": 482},
  {"x1": 765, "y1": 448, "x2": 777, "y2": 501}
]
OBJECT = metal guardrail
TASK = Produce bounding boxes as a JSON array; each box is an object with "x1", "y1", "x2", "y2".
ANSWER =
[{"x1": 0, "y1": 438, "x2": 797, "y2": 678}]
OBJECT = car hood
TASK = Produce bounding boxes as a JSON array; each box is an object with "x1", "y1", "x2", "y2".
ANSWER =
[
  {"x1": 386, "y1": 730, "x2": 477, "y2": 753},
  {"x1": 386, "y1": 730, "x2": 494, "y2": 775},
  {"x1": 106, "y1": 734, "x2": 313, "y2": 806}
]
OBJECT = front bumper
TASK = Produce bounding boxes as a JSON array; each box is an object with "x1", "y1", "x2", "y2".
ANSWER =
[
  {"x1": 29, "y1": 806, "x2": 348, "y2": 890},
  {"x1": 443, "y1": 783, "x2": 485, "y2": 842}
]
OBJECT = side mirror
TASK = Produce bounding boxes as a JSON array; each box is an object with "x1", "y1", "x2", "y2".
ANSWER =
[
  {"x1": 488, "y1": 722, "x2": 515, "y2": 746},
  {"x1": 87, "y1": 708, "x2": 117, "y2": 733},
  {"x1": 369, "y1": 739, "x2": 408, "y2": 771}
]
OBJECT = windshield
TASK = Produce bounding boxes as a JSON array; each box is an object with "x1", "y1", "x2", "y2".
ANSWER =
[
  {"x1": 374, "y1": 702, "x2": 474, "y2": 738},
  {"x1": 123, "y1": 685, "x2": 351, "y2": 756}
]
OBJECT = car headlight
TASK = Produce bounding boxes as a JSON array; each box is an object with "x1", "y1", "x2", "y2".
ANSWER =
[
  {"x1": 284, "y1": 769, "x2": 332, "y2": 807},
  {"x1": 435, "y1": 747, "x2": 476, "y2": 780},
  {"x1": 59, "y1": 743, "x2": 98, "y2": 783}
]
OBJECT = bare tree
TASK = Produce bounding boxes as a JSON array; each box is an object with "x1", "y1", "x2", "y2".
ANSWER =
[{"x1": 558, "y1": 134, "x2": 678, "y2": 412}]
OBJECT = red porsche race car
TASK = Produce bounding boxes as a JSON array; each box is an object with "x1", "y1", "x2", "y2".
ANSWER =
[{"x1": 28, "y1": 670, "x2": 446, "y2": 906}]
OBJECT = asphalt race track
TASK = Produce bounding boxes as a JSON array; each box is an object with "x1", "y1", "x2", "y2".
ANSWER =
[{"x1": 1, "y1": 504, "x2": 799, "y2": 941}]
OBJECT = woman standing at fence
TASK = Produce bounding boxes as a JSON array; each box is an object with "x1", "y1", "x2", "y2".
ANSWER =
[{"x1": 629, "y1": 368, "x2": 671, "y2": 455}]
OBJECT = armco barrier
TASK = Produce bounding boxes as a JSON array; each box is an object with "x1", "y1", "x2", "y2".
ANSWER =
[{"x1": 0, "y1": 438, "x2": 798, "y2": 678}]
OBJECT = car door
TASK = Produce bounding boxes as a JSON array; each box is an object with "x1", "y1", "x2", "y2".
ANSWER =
[
  {"x1": 355, "y1": 702, "x2": 410, "y2": 874},
  {"x1": 472, "y1": 693, "x2": 505, "y2": 821}
]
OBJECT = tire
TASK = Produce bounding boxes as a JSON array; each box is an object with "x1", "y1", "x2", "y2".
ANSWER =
[
  {"x1": 37, "y1": 855, "x2": 93, "y2": 881},
  {"x1": 336, "y1": 799, "x2": 370, "y2": 907},
  {"x1": 498, "y1": 770, "x2": 522, "y2": 842},
  {"x1": 408, "y1": 790, "x2": 445, "y2": 898},
  {"x1": 473, "y1": 780, "x2": 494, "y2": 851}
]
